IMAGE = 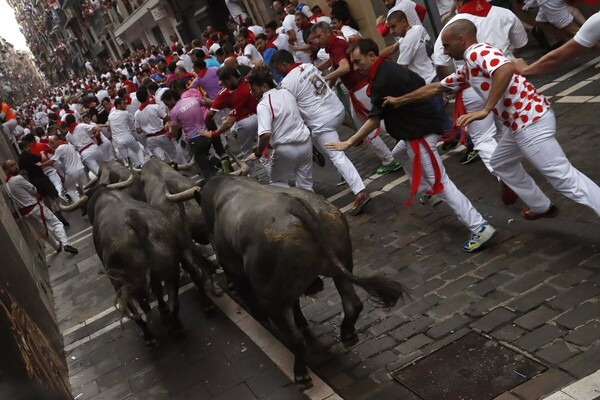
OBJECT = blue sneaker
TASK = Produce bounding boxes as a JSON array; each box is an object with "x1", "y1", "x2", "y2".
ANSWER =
[{"x1": 462, "y1": 222, "x2": 496, "y2": 253}]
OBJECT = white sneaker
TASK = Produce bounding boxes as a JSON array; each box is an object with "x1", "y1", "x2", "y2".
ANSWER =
[{"x1": 462, "y1": 221, "x2": 496, "y2": 253}]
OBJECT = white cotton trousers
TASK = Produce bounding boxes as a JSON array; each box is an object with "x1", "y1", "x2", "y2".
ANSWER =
[
  {"x1": 24, "y1": 203, "x2": 68, "y2": 247},
  {"x1": 350, "y1": 85, "x2": 395, "y2": 166},
  {"x1": 270, "y1": 140, "x2": 314, "y2": 192},
  {"x1": 392, "y1": 133, "x2": 486, "y2": 233},
  {"x1": 113, "y1": 135, "x2": 146, "y2": 167},
  {"x1": 43, "y1": 166, "x2": 64, "y2": 196},
  {"x1": 97, "y1": 135, "x2": 115, "y2": 162},
  {"x1": 146, "y1": 135, "x2": 179, "y2": 163},
  {"x1": 235, "y1": 115, "x2": 259, "y2": 175},
  {"x1": 63, "y1": 168, "x2": 89, "y2": 202},
  {"x1": 463, "y1": 87, "x2": 505, "y2": 176},
  {"x1": 312, "y1": 110, "x2": 366, "y2": 195},
  {"x1": 490, "y1": 109, "x2": 600, "y2": 216},
  {"x1": 81, "y1": 146, "x2": 105, "y2": 176}
]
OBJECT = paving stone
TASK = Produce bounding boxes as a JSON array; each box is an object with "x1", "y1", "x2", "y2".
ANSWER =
[
  {"x1": 555, "y1": 301, "x2": 600, "y2": 329},
  {"x1": 465, "y1": 290, "x2": 512, "y2": 317},
  {"x1": 366, "y1": 315, "x2": 408, "y2": 337},
  {"x1": 87, "y1": 382, "x2": 133, "y2": 400},
  {"x1": 435, "y1": 275, "x2": 479, "y2": 298},
  {"x1": 328, "y1": 372, "x2": 354, "y2": 391},
  {"x1": 491, "y1": 324, "x2": 526, "y2": 342},
  {"x1": 511, "y1": 369, "x2": 573, "y2": 400},
  {"x1": 549, "y1": 267, "x2": 595, "y2": 288},
  {"x1": 390, "y1": 316, "x2": 435, "y2": 341},
  {"x1": 426, "y1": 314, "x2": 472, "y2": 339},
  {"x1": 262, "y1": 385, "x2": 310, "y2": 400},
  {"x1": 471, "y1": 273, "x2": 513, "y2": 297},
  {"x1": 506, "y1": 255, "x2": 547, "y2": 275},
  {"x1": 536, "y1": 340, "x2": 581, "y2": 365},
  {"x1": 470, "y1": 307, "x2": 517, "y2": 333},
  {"x1": 503, "y1": 270, "x2": 553, "y2": 294},
  {"x1": 339, "y1": 377, "x2": 385, "y2": 400},
  {"x1": 354, "y1": 336, "x2": 399, "y2": 359},
  {"x1": 363, "y1": 382, "x2": 422, "y2": 400},
  {"x1": 493, "y1": 393, "x2": 521, "y2": 400},
  {"x1": 394, "y1": 334, "x2": 433, "y2": 355},
  {"x1": 133, "y1": 384, "x2": 170, "y2": 400},
  {"x1": 563, "y1": 320, "x2": 600, "y2": 346},
  {"x1": 514, "y1": 305, "x2": 561, "y2": 330},
  {"x1": 385, "y1": 350, "x2": 424, "y2": 373},
  {"x1": 350, "y1": 351, "x2": 398, "y2": 379},
  {"x1": 560, "y1": 346, "x2": 600, "y2": 378},
  {"x1": 508, "y1": 286, "x2": 559, "y2": 313},
  {"x1": 245, "y1": 367, "x2": 290, "y2": 399},
  {"x1": 212, "y1": 383, "x2": 256, "y2": 400},
  {"x1": 548, "y1": 282, "x2": 600, "y2": 311},
  {"x1": 427, "y1": 293, "x2": 479, "y2": 318},
  {"x1": 400, "y1": 294, "x2": 442, "y2": 318},
  {"x1": 513, "y1": 324, "x2": 566, "y2": 352}
]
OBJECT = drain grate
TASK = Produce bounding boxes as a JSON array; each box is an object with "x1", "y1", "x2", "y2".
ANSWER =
[{"x1": 391, "y1": 331, "x2": 547, "y2": 400}]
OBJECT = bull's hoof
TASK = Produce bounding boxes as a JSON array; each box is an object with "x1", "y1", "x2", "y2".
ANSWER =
[
  {"x1": 295, "y1": 374, "x2": 313, "y2": 390},
  {"x1": 341, "y1": 333, "x2": 359, "y2": 348},
  {"x1": 145, "y1": 338, "x2": 159, "y2": 348}
]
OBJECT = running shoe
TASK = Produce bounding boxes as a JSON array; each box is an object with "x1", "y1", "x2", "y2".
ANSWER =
[
  {"x1": 419, "y1": 194, "x2": 442, "y2": 207},
  {"x1": 462, "y1": 221, "x2": 497, "y2": 253},
  {"x1": 460, "y1": 149, "x2": 480, "y2": 165},
  {"x1": 376, "y1": 160, "x2": 402, "y2": 174},
  {"x1": 312, "y1": 146, "x2": 326, "y2": 167},
  {"x1": 521, "y1": 204, "x2": 559, "y2": 220},
  {"x1": 349, "y1": 192, "x2": 372, "y2": 216}
]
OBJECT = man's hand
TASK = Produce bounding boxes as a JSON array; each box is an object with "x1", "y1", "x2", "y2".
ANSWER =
[
  {"x1": 456, "y1": 110, "x2": 490, "y2": 129},
  {"x1": 199, "y1": 129, "x2": 212, "y2": 138},
  {"x1": 325, "y1": 140, "x2": 352, "y2": 151},
  {"x1": 244, "y1": 153, "x2": 258, "y2": 162},
  {"x1": 383, "y1": 96, "x2": 402, "y2": 108},
  {"x1": 376, "y1": 15, "x2": 385, "y2": 25},
  {"x1": 513, "y1": 58, "x2": 529, "y2": 74}
]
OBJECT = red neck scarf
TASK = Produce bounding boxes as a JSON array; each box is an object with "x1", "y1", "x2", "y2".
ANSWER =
[
  {"x1": 310, "y1": 13, "x2": 324, "y2": 23},
  {"x1": 68, "y1": 122, "x2": 78, "y2": 133},
  {"x1": 5, "y1": 172, "x2": 15, "y2": 182},
  {"x1": 299, "y1": 20, "x2": 311, "y2": 30},
  {"x1": 138, "y1": 96, "x2": 156, "y2": 111},
  {"x1": 459, "y1": 0, "x2": 491, "y2": 17},
  {"x1": 287, "y1": 63, "x2": 303, "y2": 74},
  {"x1": 366, "y1": 56, "x2": 388, "y2": 97},
  {"x1": 266, "y1": 35, "x2": 279, "y2": 50}
]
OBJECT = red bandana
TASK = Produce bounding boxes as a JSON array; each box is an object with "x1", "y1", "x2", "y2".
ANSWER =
[
  {"x1": 366, "y1": 56, "x2": 388, "y2": 97},
  {"x1": 266, "y1": 35, "x2": 279, "y2": 50},
  {"x1": 68, "y1": 122, "x2": 78, "y2": 133},
  {"x1": 287, "y1": 63, "x2": 303, "y2": 74},
  {"x1": 138, "y1": 96, "x2": 156, "y2": 111},
  {"x1": 459, "y1": 0, "x2": 491, "y2": 17}
]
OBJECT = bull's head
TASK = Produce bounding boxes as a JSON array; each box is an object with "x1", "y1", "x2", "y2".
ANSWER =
[{"x1": 58, "y1": 174, "x2": 135, "y2": 212}]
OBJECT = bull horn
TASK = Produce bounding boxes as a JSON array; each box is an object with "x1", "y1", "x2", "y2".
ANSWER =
[
  {"x1": 175, "y1": 155, "x2": 195, "y2": 170},
  {"x1": 106, "y1": 174, "x2": 134, "y2": 189},
  {"x1": 227, "y1": 150, "x2": 250, "y2": 176},
  {"x1": 165, "y1": 186, "x2": 201, "y2": 202},
  {"x1": 83, "y1": 177, "x2": 98, "y2": 190},
  {"x1": 59, "y1": 196, "x2": 88, "y2": 212}
]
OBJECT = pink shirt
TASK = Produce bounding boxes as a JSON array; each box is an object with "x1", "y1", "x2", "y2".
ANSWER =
[
  {"x1": 190, "y1": 67, "x2": 221, "y2": 99},
  {"x1": 170, "y1": 89, "x2": 208, "y2": 141}
]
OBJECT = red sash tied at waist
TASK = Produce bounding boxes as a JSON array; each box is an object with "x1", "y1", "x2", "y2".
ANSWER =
[
  {"x1": 405, "y1": 138, "x2": 444, "y2": 207},
  {"x1": 146, "y1": 128, "x2": 167, "y2": 138}
]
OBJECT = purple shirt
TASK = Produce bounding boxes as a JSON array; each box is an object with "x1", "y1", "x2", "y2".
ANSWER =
[
  {"x1": 170, "y1": 90, "x2": 207, "y2": 141},
  {"x1": 190, "y1": 67, "x2": 221, "y2": 99}
]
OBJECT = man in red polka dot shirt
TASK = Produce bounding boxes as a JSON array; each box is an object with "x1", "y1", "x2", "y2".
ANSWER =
[{"x1": 384, "y1": 19, "x2": 600, "y2": 220}]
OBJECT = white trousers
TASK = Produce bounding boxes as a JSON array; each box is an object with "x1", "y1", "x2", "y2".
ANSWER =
[
  {"x1": 313, "y1": 110, "x2": 366, "y2": 195},
  {"x1": 463, "y1": 87, "x2": 504, "y2": 175},
  {"x1": 490, "y1": 110, "x2": 600, "y2": 216},
  {"x1": 81, "y1": 146, "x2": 105, "y2": 176},
  {"x1": 113, "y1": 135, "x2": 146, "y2": 167},
  {"x1": 97, "y1": 135, "x2": 115, "y2": 162},
  {"x1": 2, "y1": 119, "x2": 18, "y2": 146},
  {"x1": 271, "y1": 140, "x2": 314, "y2": 192},
  {"x1": 350, "y1": 85, "x2": 395, "y2": 166},
  {"x1": 64, "y1": 168, "x2": 89, "y2": 202},
  {"x1": 147, "y1": 135, "x2": 178, "y2": 163},
  {"x1": 235, "y1": 115, "x2": 258, "y2": 175},
  {"x1": 392, "y1": 133, "x2": 485, "y2": 233},
  {"x1": 24, "y1": 203, "x2": 68, "y2": 247},
  {"x1": 43, "y1": 166, "x2": 64, "y2": 196}
]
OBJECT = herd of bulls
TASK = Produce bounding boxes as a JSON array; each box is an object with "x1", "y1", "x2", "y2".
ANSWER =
[{"x1": 61, "y1": 157, "x2": 408, "y2": 388}]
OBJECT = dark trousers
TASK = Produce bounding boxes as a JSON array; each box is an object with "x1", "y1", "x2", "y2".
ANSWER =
[{"x1": 189, "y1": 136, "x2": 215, "y2": 179}]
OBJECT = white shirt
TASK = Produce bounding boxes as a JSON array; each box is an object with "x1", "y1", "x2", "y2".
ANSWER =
[
  {"x1": 339, "y1": 25, "x2": 361, "y2": 41},
  {"x1": 387, "y1": 0, "x2": 421, "y2": 27},
  {"x1": 244, "y1": 43, "x2": 264, "y2": 63},
  {"x1": 397, "y1": 25, "x2": 437, "y2": 83},
  {"x1": 51, "y1": 143, "x2": 84, "y2": 173},
  {"x1": 574, "y1": 12, "x2": 600, "y2": 48},
  {"x1": 107, "y1": 109, "x2": 135, "y2": 141},
  {"x1": 293, "y1": 28, "x2": 313, "y2": 63},
  {"x1": 280, "y1": 63, "x2": 344, "y2": 131},
  {"x1": 134, "y1": 104, "x2": 167, "y2": 135},
  {"x1": 127, "y1": 93, "x2": 141, "y2": 115},
  {"x1": 5, "y1": 174, "x2": 38, "y2": 208},
  {"x1": 274, "y1": 33, "x2": 290, "y2": 51},
  {"x1": 96, "y1": 89, "x2": 109, "y2": 102},
  {"x1": 257, "y1": 88, "x2": 311, "y2": 146},
  {"x1": 282, "y1": 14, "x2": 297, "y2": 35},
  {"x1": 224, "y1": 0, "x2": 247, "y2": 19},
  {"x1": 248, "y1": 25, "x2": 264, "y2": 36},
  {"x1": 179, "y1": 54, "x2": 194, "y2": 72},
  {"x1": 433, "y1": 7, "x2": 528, "y2": 67},
  {"x1": 436, "y1": 0, "x2": 454, "y2": 15},
  {"x1": 66, "y1": 123, "x2": 96, "y2": 152}
]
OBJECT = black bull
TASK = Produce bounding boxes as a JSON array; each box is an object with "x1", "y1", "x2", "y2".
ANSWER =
[
  {"x1": 86, "y1": 185, "x2": 185, "y2": 345},
  {"x1": 191, "y1": 176, "x2": 408, "y2": 387}
]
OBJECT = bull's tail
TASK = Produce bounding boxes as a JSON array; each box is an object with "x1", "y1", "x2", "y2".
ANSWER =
[
  {"x1": 287, "y1": 195, "x2": 408, "y2": 308},
  {"x1": 103, "y1": 268, "x2": 138, "y2": 320}
]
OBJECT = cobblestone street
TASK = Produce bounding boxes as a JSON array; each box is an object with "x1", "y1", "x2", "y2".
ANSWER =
[{"x1": 45, "y1": 48, "x2": 600, "y2": 400}]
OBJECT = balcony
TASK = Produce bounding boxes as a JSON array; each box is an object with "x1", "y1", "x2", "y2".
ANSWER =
[{"x1": 91, "y1": 10, "x2": 113, "y2": 36}]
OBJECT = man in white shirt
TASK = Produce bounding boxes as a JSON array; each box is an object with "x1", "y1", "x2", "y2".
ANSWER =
[
  {"x1": 108, "y1": 98, "x2": 146, "y2": 167},
  {"x1": 61, "y1": 114, "x2": 106, "y2": 176},
  {"x1": 245, "y1": 66, "x2": 313, "y2": 191},
  {"x1": 330, "y1": 14, "x2": 361, "y2": 42},
  {"x1": 3, "y1": 159, "x2": 78, "y2": 254},
  {"x1": 236, "y1": 31, "x2": 264, "y2": 65},
  {"x1": 224, "y1": 0, "x2": 248, "y2": 23},
  {"x1": 272, "y1": 50, "x2": 371, "y2": 214},
  {"x1": 516, "y1": 11, "x2": 600, "y2": 75},
  {"x1": 39, "y1": 136, "x2": 89, "y2": 202},
  {"x1": 134, "y1": 88, "x2": 178, "y2": 163},
  {"x1": 432, "y1": 0, "x2": 527, "y2": 202}
]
